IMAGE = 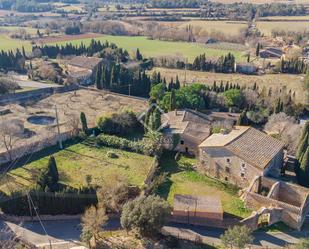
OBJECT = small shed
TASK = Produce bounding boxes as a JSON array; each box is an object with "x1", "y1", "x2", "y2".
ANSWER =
[{"x1": 172, "y1": 194, "x2": 223, "y2": 226}]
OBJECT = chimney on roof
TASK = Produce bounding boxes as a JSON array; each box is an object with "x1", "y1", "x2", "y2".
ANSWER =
[{"x1": 220, "y1": 128, "x2": 228, "y2": 135}]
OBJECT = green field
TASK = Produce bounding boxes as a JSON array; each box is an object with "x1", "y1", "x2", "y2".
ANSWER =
[
  {"x1": 157, "y1": 152, "x2": 251, "y2": 218},
  {"x1": 0, "y1": 35, "x2": 32, "y2": 51},
  {"x1": 0, "y1": 140, "x2": 153, "y2": 194},
  {"x1": 50, "y1": 35, "x2": 246, "y2": 62}
]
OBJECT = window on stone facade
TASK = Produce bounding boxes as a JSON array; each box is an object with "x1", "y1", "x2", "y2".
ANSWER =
[
  {"x1": 225, "y1": 177, "x2": 228, "y2": 182},
  {"x1": 241, "y1": 172, "x2": 245, "y2": 178},
  {"x1": 226, "y1": 158, "x2": 230, "y2": 163},
  {"x1": 225, "y1": 167, "x2": 230, "y2": 173},
  {"x1": 242, "y1": 163, "x2": 246, "y2": 168},
  {"x1": 180, "y1": 140, "x2": 184, "y2": 145}
]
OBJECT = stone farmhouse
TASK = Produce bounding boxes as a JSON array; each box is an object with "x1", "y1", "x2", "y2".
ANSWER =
[
  {"x1": 198, "y1": 126, "x2": 285, "y2": 188},
  {"x1": 163, "y1": 110, "x2": 309, "y2": 230},
  {"x1": 162, "y1": 109, "x2": 239, "y2": 155},
  {"x1": 66, "y1": 56, "x2": 102, "y2": 85}
]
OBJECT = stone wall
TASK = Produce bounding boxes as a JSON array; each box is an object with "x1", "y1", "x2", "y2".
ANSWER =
[
  {"x1": 0, "y1": 131, "x2": 74, "y2": 165},
  {"x1": 199, "y1": 147, "x2": 263, "y2": 188},
  {"x1": 0, "y1": 84, "x2": 78, "y2": 105}
]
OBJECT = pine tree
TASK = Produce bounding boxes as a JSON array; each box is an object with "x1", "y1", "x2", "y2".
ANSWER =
[{"x1": 80, "y1": 112, "x2": 88, "y2": 135}]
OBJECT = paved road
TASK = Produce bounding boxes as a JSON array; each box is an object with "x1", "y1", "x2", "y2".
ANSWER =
[
  {"x1": 163, "y1": 222, "x2": 309, "y2": 249},
  {"x1": 1, "y1": 218, "x2": 309, "y2": 248},
  {"x1": 11, "y1": 74, "x2": 60, "y2": 89},
  {"x1": 0, "y1": 218, "x2": 121, "y2": 248}
]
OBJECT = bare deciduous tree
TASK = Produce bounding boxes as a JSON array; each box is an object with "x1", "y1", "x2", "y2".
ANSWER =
[
  {"x1": 0, "y1": 119, "x2": 24, "y2": 161},
  {"x1": 81, "y1": 205, "x2": 108, "y2": 246},
  {"x1": 265, "y1": 112, "x2": 296, "y2": 136}
]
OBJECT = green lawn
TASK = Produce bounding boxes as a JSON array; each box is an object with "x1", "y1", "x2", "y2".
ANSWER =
[
  {"x1": 50, "y1": 35, "x2": 246, "y2": 62},
  {"x1": 0, "y1": 140, "x2": 153, "y2": 194},
  {"x1": 157, "y1": 151, "x2": 251, "y2": 219}
]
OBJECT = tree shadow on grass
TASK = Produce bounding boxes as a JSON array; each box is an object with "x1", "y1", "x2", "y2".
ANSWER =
[{"x1": 155, "y1": 150, "x2": 193, "y2": 200}]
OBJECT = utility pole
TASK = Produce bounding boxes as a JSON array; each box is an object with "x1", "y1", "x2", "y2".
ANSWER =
[
  {"x1": 27, "y1": 193, "x2": 33, "y2": 220},
  {"x1": 128, "y1": 84, "x2": 131, "y2": 96},
  {"x1": 54, "y1": 105, "x2": 63, "y2": 149},
  {"x1": 184, "y1": 58, "x2": 188, "y2": 87}
]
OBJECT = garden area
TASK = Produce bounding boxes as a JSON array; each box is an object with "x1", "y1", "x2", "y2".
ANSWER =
[
  {"x1": 0, "y1": 139, "x2": 154, "y2": 195},
  {"x1": 156, "y1": 151, "x2": 252, "y2": 219}
]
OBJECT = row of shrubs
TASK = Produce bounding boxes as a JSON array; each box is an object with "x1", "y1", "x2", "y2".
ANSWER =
[
  {"x1": 95, "y1": 134, "x2": 158, "y2": 156},
  {"x1": 0, "y1": 187, "x2": 97, "y2": 216}
]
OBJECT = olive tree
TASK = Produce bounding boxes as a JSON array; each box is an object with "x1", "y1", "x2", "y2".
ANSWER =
[
  {"x1": 120, "y1": 195, "x2": 171, "y2": 236},
  {"x1": 220, "y1": 225, "x2": 253, "y2": 249}
]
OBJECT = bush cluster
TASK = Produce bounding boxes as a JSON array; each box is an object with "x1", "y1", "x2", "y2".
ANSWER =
[{"x1": 96, "y1": 134, "x2": 157, "y2": 156}]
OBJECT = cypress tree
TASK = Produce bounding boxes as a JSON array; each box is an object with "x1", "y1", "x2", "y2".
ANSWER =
[
  {"x1": 236, "y1": 111, "x2": 249, "y2": 126},
  {"x1": 80, "y1": 112, "x2": 88, "y2": 135},
  {"x1": 175, "y1": 76, "x2": 180, "y2": 89},
  {"x1": 256, "y1": 43, "x2": 260, "y2": 57},
  {"x1": 95, "y1": 67, "x2": 101, "y2": 89},
  {"x1": 299, "y1": 147, "x2": 309, "y2": 186},
  {"x1": 170, "y1": 89, "x2": 176, "y2": 111}
]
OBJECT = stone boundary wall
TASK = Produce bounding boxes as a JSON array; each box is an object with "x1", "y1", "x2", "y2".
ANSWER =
[
  {"x1": 0, "y1": 131, "x2": 74, "y2": 166},
  {"x1": 0, "y1": 84, "x2": 79, "y2": 105},
  {"x1": 0, "y1": 213, "x2": 81, "y2": 223}
]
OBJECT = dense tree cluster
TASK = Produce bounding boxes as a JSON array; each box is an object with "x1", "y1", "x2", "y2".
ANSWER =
[
  {"x1": 0, "y1": 48, "x2": 25, "y2": 72},
  {"x1": 276, "y1": 58, "x2": 308, "y2": 74},
  {"x1": 149, "y1": 0, "x2": 206, "y2": 8},
  {"x1": 33, "y1": 39, "x2": 128, "y2": 59},
  {"x1": 64, "y1": 25, "x2": 81, "y2": 35},
  {"x1": 159, "y1": 53, "x2": 236, "y2": 73},
  {"x1": 97, "y1": 111, "x2": 140, "y2": 136},
  {"x1": 200, "y1": 2, "x2": 306, "y2": 20},
  {"x1": 95, "y1": 63, "x2": 151, "y2": 97}
]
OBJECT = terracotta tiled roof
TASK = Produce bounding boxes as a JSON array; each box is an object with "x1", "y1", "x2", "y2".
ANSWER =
[
  {"x1": 163, "y1": 109, "x2": 212, "y2": 144},
  {"x1": 226, "y1": 127, "x2": 284, "y2": 169},
  {"x1": 174, "y1": 194, "x2": 223, "y2": 214},
  {"x1": 200, "y1": 126, "x2": 285, "y2": 169},
  {"x1": 67, "y1": 56, "x2": 102, "y2": 70}
]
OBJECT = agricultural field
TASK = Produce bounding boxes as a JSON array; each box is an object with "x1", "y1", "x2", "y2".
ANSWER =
[
  {"x1": 50, "y1": 35, "x2": 247, "y2": 62},
  {"x1": 151, "y1": 67, "x2": 307, "y2": 104},
  {"x1": 0, "y1": 34, "x2": 32, "y2": 51},
  {"x1": 0, "y1": 140, "x2": 153, "y2": 194},
  {"x1": 256, "y1": 21, "x2": 309, "y2": 36},
  {"x1": 163, "y1": 20, "x2": 247, "y2": 36},
  {"x1": 157, "y1": 152, "x2": 251, "y2": 218}
]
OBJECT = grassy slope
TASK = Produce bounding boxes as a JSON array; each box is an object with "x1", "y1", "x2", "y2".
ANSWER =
[
  {"x1": 50, "y1": 35, "x2": 246, "y2": 62},
  {"x1": 0, "y1": 141, "x2": 153, "y2": 194},
  {"x1": 157, "y1": 151, "x2": 251, "y2": 219}
]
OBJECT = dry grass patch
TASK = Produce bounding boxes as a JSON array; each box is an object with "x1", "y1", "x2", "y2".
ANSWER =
[{"x1": 151, "y1": 67, "x2": 307, "y2": 104}]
